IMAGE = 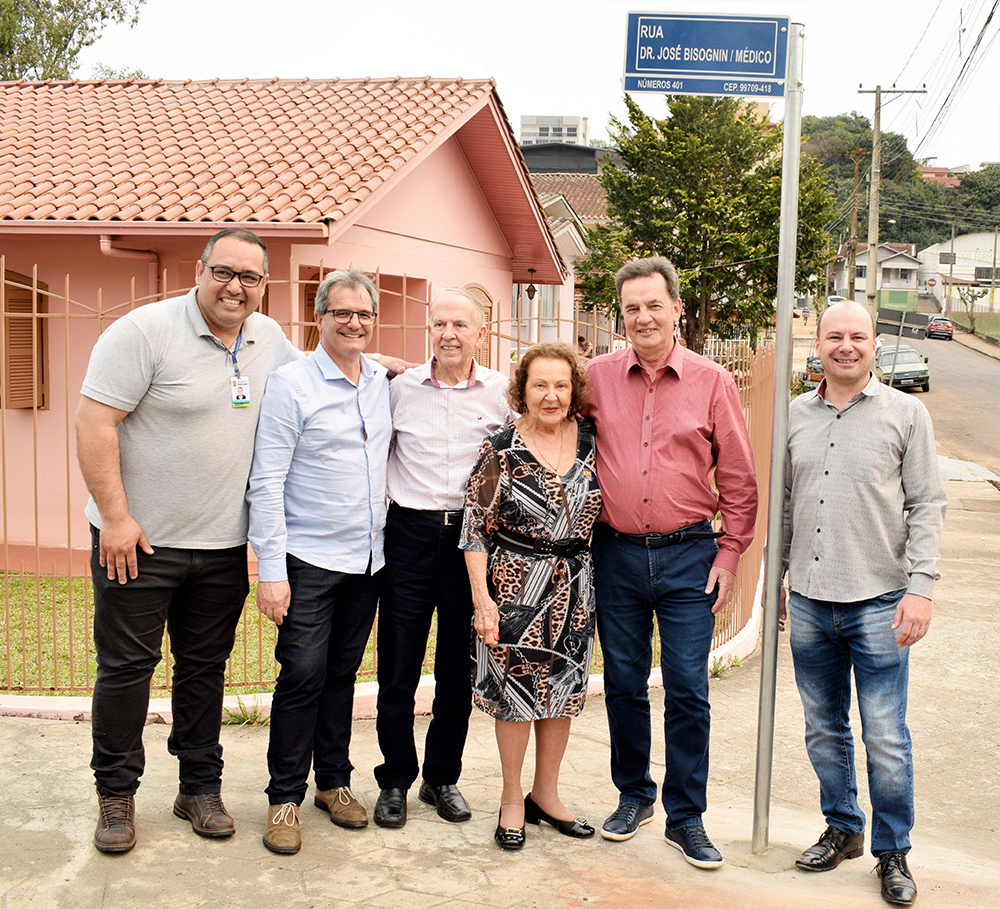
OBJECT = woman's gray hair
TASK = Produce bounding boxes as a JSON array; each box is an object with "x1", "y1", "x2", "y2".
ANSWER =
[{"x1": 315, "y1": 266, "x2": 380, "y2": 314}]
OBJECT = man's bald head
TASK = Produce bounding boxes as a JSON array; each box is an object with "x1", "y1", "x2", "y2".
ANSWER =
[{"x1": 817, "y1": 300, "x2": 875, "y2": 339}]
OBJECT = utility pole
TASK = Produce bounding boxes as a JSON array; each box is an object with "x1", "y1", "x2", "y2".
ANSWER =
[
  {"x1": 846, "y1": 148, "x2": 871, "y2": 302},
  {"x1": 948, "y1": 225, "x2": 955, "y2": 317},
  {"x1": 859, "y1": 84, "x2": 926, "y2": 315},
  {"x1": 991, "y1": 225, "x2": 998, "y2": 313}
]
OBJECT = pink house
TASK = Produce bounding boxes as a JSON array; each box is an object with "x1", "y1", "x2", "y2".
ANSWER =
[{"x1": 0, "y1": 77, "x2": 566, "y2": 552}]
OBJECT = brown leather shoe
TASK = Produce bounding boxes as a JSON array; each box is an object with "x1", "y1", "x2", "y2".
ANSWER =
[
  {"x1": 94, "y1": 790, "x2": 136, "y2": 853},
  {"x1": 172, "y1": 792, "x2": 236, "y2": 838},
  {"x1": 263, "y1": 803, "x2": 301, "y2": 854},
  {"x1": 314, "y1": 786, "x2": 368, "y2": 828}
]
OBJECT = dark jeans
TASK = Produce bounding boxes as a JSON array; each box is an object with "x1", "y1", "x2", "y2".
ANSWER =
[
  {"x1": 592, "y1": 522, "x2": 718, "y2": 828},
  {"x1": 266, "y1": 554, "x2": 379, "y2": 805},
  {"x1": 374, "y1": 505, "x2": 474, "y2": 789},
  {"x1": 89, "y1": 525, "x2": 249, "y2": 797}
]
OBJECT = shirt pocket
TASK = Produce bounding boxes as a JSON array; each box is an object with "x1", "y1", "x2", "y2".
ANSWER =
[{"x1": 842, "y1": 438, "x2": 891, "y2": 483}]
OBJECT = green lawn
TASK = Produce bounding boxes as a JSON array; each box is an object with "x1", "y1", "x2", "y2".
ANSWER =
[{"x1": 2, "y1": 573, "x2": 611, "y2": 696}]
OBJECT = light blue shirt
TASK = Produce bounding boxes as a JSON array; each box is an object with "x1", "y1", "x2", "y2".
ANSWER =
[{"x1": 247, "y1": 345, "x2": 391, "y2": 582}]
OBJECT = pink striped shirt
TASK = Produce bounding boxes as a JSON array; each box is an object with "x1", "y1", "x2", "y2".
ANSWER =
[{"x1": 583, "y1": 344, "x2": 758, "y2": 574}]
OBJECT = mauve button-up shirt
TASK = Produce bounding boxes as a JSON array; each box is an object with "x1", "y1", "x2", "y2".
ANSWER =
[{"x1": 583, "y1": 343, "x2": 758, "y2": 574}]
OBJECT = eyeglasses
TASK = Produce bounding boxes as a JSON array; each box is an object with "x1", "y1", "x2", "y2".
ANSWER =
[
  {"x1": 322, "y1": 308, "x2": 377, "y2": 325},
  {"x1": 201, "y1": 262, "x2": 266, "y2": 288}
]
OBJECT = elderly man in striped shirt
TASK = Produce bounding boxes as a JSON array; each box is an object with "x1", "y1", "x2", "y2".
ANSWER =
[{"x1": 372, "y1": 287, "x2": 513, "y2": 828}]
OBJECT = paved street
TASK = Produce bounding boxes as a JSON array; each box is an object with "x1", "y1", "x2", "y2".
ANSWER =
[
  {"x1": 2, "y1": 316, "x2": 997, "y2": 909},
  {"x1": 2, "y1": 470, "x2": 998, "y2": 908}
]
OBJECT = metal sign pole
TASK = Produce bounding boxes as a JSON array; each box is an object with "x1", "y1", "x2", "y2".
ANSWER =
[{"x1": 751, "y1": 19, "x2": 804, "y2": 855}]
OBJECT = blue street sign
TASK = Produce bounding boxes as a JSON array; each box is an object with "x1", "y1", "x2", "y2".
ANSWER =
[{"x1": 624, "y1": 12, "x2": 790, "y2": 98}]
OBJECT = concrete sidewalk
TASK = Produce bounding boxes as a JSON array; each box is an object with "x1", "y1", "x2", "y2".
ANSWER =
[{"x1": 2, "y1": 470, "x2": 997, "y2": 909}]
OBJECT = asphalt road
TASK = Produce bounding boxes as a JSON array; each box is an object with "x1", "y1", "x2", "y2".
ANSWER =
[{"x1": 878, "y1": 331, "x2": 1000, "y2": 477}]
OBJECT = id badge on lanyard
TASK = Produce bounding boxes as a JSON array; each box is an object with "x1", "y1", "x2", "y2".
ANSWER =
[{"x1": 229, "y1": 329, "x2": 250, "y2": 407}]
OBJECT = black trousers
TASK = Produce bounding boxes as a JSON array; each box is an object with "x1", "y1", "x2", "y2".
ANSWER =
[
  {"x1": 266, "y1": 555, "x2": 379, "y2": 805},
  {"x1": 374, "y1": 506, "x2": 474, "y2": 789},
  {"x1": 89, "y1": 525, "x2": 249, "y2": 797}
]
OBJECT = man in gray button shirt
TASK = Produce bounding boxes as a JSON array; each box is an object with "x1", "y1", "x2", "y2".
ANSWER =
[{"x1": 780, "y1": 300, "x2": 946, "y2": 907}]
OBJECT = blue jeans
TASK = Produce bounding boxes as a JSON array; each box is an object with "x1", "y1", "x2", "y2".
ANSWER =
[
  {"x1": 593, "y1": 523, "x2": 718, "y2": 828},
  {"x1": 789, "y1": 588, "x2": 913, "y2": 855},
  {"x1": 266, "y1": 555, "x2": 379, "y2": 805}
]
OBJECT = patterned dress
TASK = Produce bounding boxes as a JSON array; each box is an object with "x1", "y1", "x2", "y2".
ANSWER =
[{"x1": 460, "y1": 417, "x2": 602, "y2": 721}]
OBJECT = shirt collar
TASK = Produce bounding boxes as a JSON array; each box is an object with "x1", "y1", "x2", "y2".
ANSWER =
[
  {"x1": 185, "y1": 287, "x2": 256, "y2": 345},
  {"x1": 816, "y1": 371, "x2": 881, "y2": 406},
  {"x1": 424, "y1": 357, "x2": 478, "y2": 388},
  {"x1": 625, "y1": 339, "x2": 684, "y2": 379},
  {"x1": 314, "y1": 343, "x2": 375, "y2": 384}
]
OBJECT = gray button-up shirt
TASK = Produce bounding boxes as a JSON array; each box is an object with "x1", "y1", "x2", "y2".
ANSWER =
[{"x1": 783, "y1": 373, "x2": 946, "y2": 602}]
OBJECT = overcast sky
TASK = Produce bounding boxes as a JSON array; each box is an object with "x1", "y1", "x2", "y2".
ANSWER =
[{"x1": 78, "y1": 0, "x2": 1000, "y2": 171}]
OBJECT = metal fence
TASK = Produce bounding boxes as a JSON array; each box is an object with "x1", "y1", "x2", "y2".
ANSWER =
[{"x1": 2, "y1": 264, "x2": 774, "y2": 695}]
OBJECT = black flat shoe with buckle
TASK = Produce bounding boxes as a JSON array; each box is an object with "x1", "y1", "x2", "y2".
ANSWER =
[
  {"x1": 524, "y1": 793, "x2": 594, "y2": 838},
  {"x1": 494, "y1": 809, "x2": 525, "y2": 850}
]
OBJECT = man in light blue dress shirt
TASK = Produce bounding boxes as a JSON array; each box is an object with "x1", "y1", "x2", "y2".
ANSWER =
[{"x1": 247, "y1": 266, "x2": 391, "y2": 855}]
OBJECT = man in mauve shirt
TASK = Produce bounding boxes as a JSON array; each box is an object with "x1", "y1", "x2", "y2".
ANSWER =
[{"x1": 583, "y1": 256, "x2": 758, "y2": 868}]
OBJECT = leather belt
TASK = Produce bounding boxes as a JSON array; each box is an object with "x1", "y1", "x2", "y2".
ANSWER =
[
  {"x1": 607, "y1": 520, "x2": 725, "y2": 549},
  {"x1": 391, "y1": 504, "x2": 464, "y2": 527},
  {"x1": 493, "y1": 527, "x2": 590, "y2": 558}
]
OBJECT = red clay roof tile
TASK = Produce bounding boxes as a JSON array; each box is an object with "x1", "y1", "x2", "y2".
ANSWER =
[{"x1": 1, "y1": 78, "x2": 494, "y2": 224}]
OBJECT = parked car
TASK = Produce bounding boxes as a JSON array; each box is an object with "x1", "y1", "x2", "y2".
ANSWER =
[
  {"x1": 875, "y1": 345, "x2": 930, "y2": 392},
  {"x1": 926, "y1": 316, "x2": 954, "y2": 340}
]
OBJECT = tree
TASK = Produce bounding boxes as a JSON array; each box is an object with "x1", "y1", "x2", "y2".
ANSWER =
[
  {"x1": 90, "y1": 60, "x2": 146, "y2": 79},
  {"x1": 956, "y1": 163, "x2": 1000, "y2": 226},
  {"x1": 577, "y1": 95, "x2": 835, "y2": 352},
  {"x1": 0, "y1": 0, "x2": 143, "y2": 81}
]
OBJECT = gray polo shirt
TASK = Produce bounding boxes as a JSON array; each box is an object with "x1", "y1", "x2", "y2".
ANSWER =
[
  {"x1": 81, "y1": 289, "x2": 300, "y2": 548},
  {"x1": 782, "y1": 373, "x2": 947, "y2": 602}
]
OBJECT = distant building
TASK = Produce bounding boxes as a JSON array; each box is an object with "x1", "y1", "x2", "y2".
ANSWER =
[
  {"x1": 918, "y1": 231, "x2": 1000, "y2": 312},
  {"x1": 520, "y1": 142, "x2": 621, "y2": 174},
  {"x1": 520, "y1": 115, "x2": 589, "y2": 147},
  {"x1": 831, "y1": 242, "x2": 920, "y2": 309},
  {"x1": 919, "y1": 164, "x2": 970, "y2": 187}
]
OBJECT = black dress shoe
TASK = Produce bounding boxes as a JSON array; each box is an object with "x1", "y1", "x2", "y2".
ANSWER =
[
  {"x1": 795, "y1": 825, "x2": 865, "y2": 872},
  {"x1": 523, "y1": 793, "x2": 594, "y2": 838},
  {"x1": 373, "y1": 788, "x2": 407, "y2": 828},
  {"x1": 494, "y1": 809, "x2": 525, "y2": 850},
  {"x1": 877, "y1": 851, "x2": 917, "y2": 905},
  {"x1": 418, "y1": 782, "x2": 472, "y2": 822}
]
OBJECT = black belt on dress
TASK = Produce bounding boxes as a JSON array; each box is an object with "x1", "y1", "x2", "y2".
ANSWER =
[
  {"x1": 607, "y1": 520, "x2": 725, "y2": 549},
  {"x1": 391, "y1": 503, "x2": 464, "y2": 526},
  {"x1": 493, "y1": 527, "x2": 590, "y2": 558}
]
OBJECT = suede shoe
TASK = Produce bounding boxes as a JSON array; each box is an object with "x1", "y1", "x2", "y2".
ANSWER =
[
  {"x1": 374, "y1": 787, "x2": 408, "y2": 828},
  {"x1": 263, "y1": 803, "x2": 300, "y2": 855},
  {"x1": 418, "y1": 782, "x2": 472, "y2": 823},
  {"x1": 600, "y1": 803, "x2": 654, "y2": 841},
  {"x1": 94, "y1": 791, "x2": 136, "y2": 853},
  {"x1": 665, "y1": 823, "x2": 724, "y2": 869},
  {"x1": 173, "y1": 792, "x2": 235, "y2": 838},
  {"x1": 795, "y1": 825, "x2": 865, "y2": 872},
  {"x1": 314, "y1": 786, "x2": 367, "y2": 828},
  {"x1": 877, "y1": 851, "x2": 917, "y2": 905}
]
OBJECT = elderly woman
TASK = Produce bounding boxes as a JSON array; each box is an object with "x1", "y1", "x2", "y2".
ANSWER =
[{"x1": 460, "y1": 341, "x2": 601, "y2": 850}]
